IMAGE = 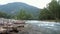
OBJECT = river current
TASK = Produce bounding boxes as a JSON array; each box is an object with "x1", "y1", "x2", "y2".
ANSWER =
[{"x1": 25, "y1": 20, "x2": 60, "y2": 34}]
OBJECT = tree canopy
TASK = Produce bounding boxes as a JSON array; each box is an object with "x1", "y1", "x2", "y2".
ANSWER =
[
  {"x1": 0, "y1": 11, "x2": 12, "y2": 19},
  {"x1": 39, "y1": 0, "x2": 60, "y2": 20},
  {"x1": 16, "y1": 9, "x2": 33, "y2": 20}
]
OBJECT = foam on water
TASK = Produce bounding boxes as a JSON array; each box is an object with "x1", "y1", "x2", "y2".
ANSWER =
[{"x1": 25, "y1": 20, "x2": 60, "y2": 30}]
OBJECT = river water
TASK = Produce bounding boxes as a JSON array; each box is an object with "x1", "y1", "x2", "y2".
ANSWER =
[{"x1": 25, "y1": 20, "x2": 60, "y2": 34}]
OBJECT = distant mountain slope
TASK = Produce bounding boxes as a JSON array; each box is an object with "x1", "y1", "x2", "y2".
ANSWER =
[{"x1": 0, "y1": 2, "x2": 40, "y2": 17}]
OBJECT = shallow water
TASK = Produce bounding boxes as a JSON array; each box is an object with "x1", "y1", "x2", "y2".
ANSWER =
[{"x1": 25, "y1": 20, "x2": 60, "y2": 34}]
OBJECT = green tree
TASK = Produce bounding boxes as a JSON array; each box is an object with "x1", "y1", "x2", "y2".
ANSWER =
[
  {"x1": 39, "y1": 8, "x2": 54, "y2": 20},
  {"x1": 26, "y1": 13, "x2": 33, "y2": 20},
  {"x1": 39, "y1": 0, "x2": 60, "y2": 20},
  {"x1": 16, "y1": 9, "x2": 33, "y2": 20},
  {"x1": 48, "y1": 0, "x2": 60, "y2": 19},
  {"x1": 17, "y1": 9, "x2": 27, "y2": 20},
  {"x1": 0, "y1": 12, "x2": 12, "y2": 19}
]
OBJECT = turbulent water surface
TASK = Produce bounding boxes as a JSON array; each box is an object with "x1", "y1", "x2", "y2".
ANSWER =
[{"x1": 25, "y1": 20, "x2": 60, "y2": 34}]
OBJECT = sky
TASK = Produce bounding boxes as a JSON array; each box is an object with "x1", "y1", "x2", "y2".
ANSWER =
[{"x1": 0, "y1": 0, "x2": 51, "y2": 9}]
